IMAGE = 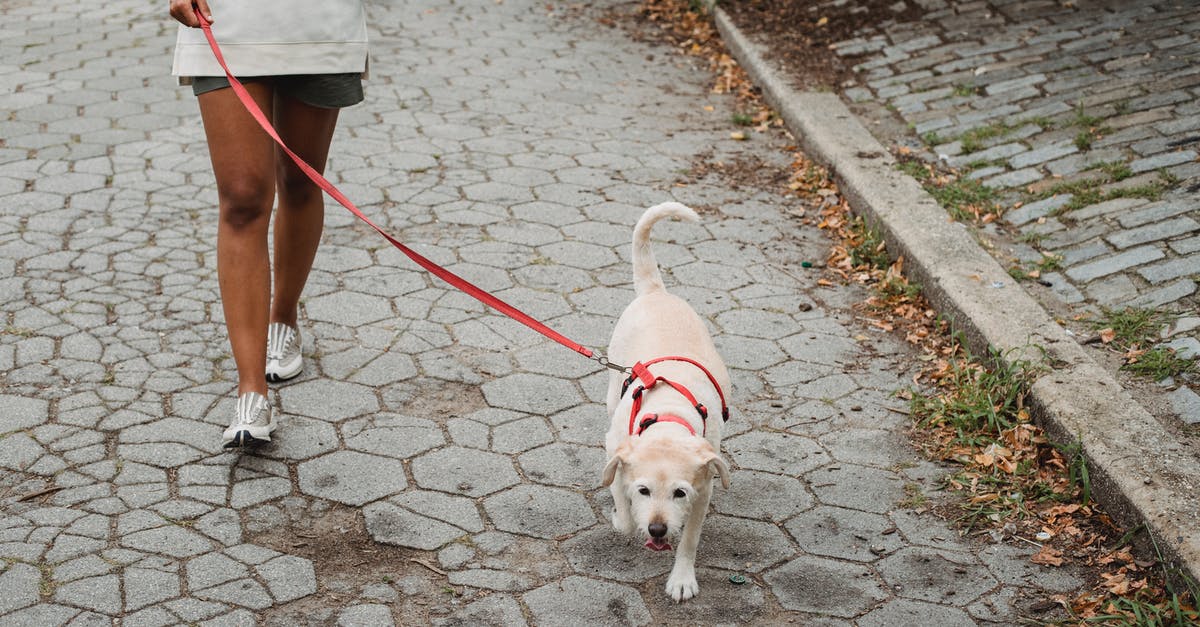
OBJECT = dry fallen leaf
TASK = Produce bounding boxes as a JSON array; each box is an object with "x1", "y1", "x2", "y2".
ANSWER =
[
  {"x1": 1031, "y1": 546, "x2": 1065, "y2": 567},
  {"x1": 1098, "y1": 328, "x2": 1116, "y2": 344}
]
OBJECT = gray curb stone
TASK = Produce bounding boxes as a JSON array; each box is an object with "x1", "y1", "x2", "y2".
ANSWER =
[{"x1": 712, "y1": 4, "x2": 1200, "y2": 584}]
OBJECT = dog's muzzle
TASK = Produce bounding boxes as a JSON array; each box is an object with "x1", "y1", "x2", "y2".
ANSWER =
[{"x1": 645, "y1": 522, "x2": 672, "y2": 551}]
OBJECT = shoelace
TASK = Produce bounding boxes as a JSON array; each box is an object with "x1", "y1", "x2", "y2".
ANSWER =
[
  {"x1": 236, "y1": 393, "x2": 267, "y2": 426},
  {"x1": 266, "y1": 325, "x2": 295, "y2": 361}
]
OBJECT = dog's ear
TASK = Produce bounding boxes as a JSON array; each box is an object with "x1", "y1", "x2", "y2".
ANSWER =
[
  {"x1": 707, "y1": 455, "x2": 731, "y2": 489},
  {"x1": 698, "y1": 443, "x2": 731, "y2": 489},
  {"x1": 602, "y1": 443, "x2": 631, "y2": 487},
  {"x1": 601, "y1": 455, "x2": 622, "y2": 487}
]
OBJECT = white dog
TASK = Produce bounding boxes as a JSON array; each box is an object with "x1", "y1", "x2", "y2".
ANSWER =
[{"x1": 602, "y1": 201, "x2": 732, "y2": 602}]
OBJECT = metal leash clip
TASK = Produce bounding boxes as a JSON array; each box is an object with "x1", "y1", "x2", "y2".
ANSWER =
[{"x1": 591, "y1": 353, "x2": 631, "y2": 374}]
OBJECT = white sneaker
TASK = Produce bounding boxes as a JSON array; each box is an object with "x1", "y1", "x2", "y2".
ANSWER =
[
  {"x1": 222, "y1": 391, "x2": 275, "y2": 449},
  {"x1": 265, "y1": 322, "x2": 303, "y2": 383}
]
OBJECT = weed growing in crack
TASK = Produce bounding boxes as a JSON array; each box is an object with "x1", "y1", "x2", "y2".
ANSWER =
[
  {"x1": 846, "y1": 215, "x2": 890, "y2": 271},
  {"x1": 1123, "y1": 347, "x2": 1197, "y2": 380},
  {"x1": 1086, "y1": 307, "x2": 1193, "y2": 381}
]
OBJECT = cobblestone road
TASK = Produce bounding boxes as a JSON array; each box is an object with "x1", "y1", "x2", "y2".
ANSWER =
[
  {"x1": 832, "y1": 0, "x2": 1200, "y2": 428},
  {"x1": 3, "y1": 0, "x2": 1090, "y2": 624}
]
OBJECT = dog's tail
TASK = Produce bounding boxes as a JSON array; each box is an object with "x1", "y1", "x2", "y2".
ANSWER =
[{"x1": 632, "y1": 201, "x2": 699, "y2": 296}]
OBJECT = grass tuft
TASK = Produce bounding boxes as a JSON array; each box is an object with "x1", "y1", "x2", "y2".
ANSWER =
[
  {"x1": 847, "y1": 216, "x2": 890, "y2": 270},
  {"x1": 1087, "y1": 307, "x2": 1194, "y2": 381},
  {"x1": 1123, "y1": 347, "x2": 1197, "y2": 380}
]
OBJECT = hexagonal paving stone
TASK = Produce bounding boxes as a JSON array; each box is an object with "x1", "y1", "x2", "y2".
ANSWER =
[
  {"x1": 342, "y1": 413, "x2": 445, "y2": 459},
  {"x1": 672, "y1": 261, "x2": 753, "y2": 290},
  {"x1": 537, "y1": 241, "x2": 617, "y2": 270},
  {"x1": 712, "y1": 470, "x2": 813, "y2": 522},
  {"x1": 549, "y1": 404, "x2": 609, "y2": 445},
  {"x1": 54, "y1": 574, "x2": 121, "y2": 614},
  {"x1": 229, "y1": 475, "x2": 292, "y2": 509},
  {"x1": 517, "y1": 443, "x2": 605, "y2": 488},
  {"x1": 792, "y1": 373, "x2": 860, "y2": 402},
  {"x1": 483, "y1": 485, "x2": 596, "y2": 539},
  {"x1": 462, "y1": 181, "x2": 534, "y2": 204},
  {"x1": 249, "y1": 414, "x2": 338, "y2": 459},
  {"x1": 410, "y1": 446, "x2": 519, "y2": 497},
  {"x1": 336, "y1": 603, "x2": 395, "y2": 626},
  {"x1": 491, "y1": 416, "x2": 555, "y2": 454},
  {"x1": 481, "y1": 373, "x2": 583, "y2": 415},
  {"x1": 2, "y1": 394, "x2": 49, "y2": 430},
  {"x1": 818, "y1": 428, "x2": 914, "y2": 468},
  {"x1": 653, "y1": 567, "x2": 770, "y2": 623},
  {"x1": 121, "y1": 523, "x2": 214, "y2": 558},
  {"x1": 778, "y1": 331, "x2": 862, "y2": 366},
  {"x1": 714, "y1": 309, "x2": 799, "y2": 339},
  {"x1": 724, "y1": 431, "x2": 831, "y2": 477},
  {"x1": 533, "y1": 182, "x2": 604, "y2": 209},
  {"x1": 876, "y1": 546, "x2": 997, "y2": 604},
  {"x1": 976, "y1": 543, "x2": 1083, "y2": 592},
  {"x1": 523, "y1": 576, "x2": 650, "y2": 626},
  {"x1": 364, "y1": 500, "x2": 470, "y2": 551},
  {"x1": 0, "y1": 563, "x2": 41, "y2": 614},
  {"x1": 297, "y1": 450, "x2": 407, "y2": 506},
  {"x1": 807, "y1": 464, "x2": 907, "y2": 514},
  {"x1": 764, "y1": 555, "x2": 889, "y2": 618},
  {"x1": 859, "y1": 598, "x2": 975, "y2": 627},
  {"x1": 314, "y1": 245, "x2": 374, "y2": 273},
  {"x1": 785, "y1": 506, "x2": 905, "y2": 562},
  {"x1": 255, "y1": 554, "x2": 317, "y2": 603},
  {"x1": 713, "y1": 335, "x2": 789, "y2": 371},
  {"x1": 696, "y1": 515, "x2": 796, "y2": 572},
  {"x1": 561, "y1": 527, "x2": 673, "y2": 582},
  {"x1": 456, "y1": 239, "x2": 537, "y2": 267},
  {"x1": 430, "y1": 594, "x2": 526, "y2": 626},
  {"x1": 123, "y1": 567, "x2": 181, "y2": 612},
  {"x1": 504, "y1": 206, "x2": 582, "y2": 234},
  {"x1": 279, "y1": 380, "x2": 380, "y2": 422},
  {"x1": 305, "y1": 291, "x2": 394, "y2": 326}
]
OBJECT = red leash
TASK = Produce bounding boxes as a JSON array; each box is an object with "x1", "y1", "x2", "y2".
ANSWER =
[{"x1": 193, "y1": 12, "x2": 623, "y2": 372}]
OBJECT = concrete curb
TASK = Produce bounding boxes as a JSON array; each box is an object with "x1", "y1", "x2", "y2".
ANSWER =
[{"x1": 711, "y1": 7, "x2": 1200, "y2": 583}]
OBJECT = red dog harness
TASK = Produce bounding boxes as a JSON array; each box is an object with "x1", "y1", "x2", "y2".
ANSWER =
[{"x1": 623, "y1": 357, "x2": 730, "y2": 437}]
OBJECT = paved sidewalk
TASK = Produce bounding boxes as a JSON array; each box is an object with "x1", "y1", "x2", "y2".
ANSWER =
[
  {"x1": 1, "y1": 0, "x2": 1093, "y2": 624},
  {"x1": 832, "y1": 0, "x2": 1200, "y2": 426}
]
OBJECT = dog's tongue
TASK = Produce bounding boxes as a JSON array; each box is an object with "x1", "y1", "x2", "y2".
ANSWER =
[{"x1": 645, "y1": 538, "x2": 672, "y2": 551}]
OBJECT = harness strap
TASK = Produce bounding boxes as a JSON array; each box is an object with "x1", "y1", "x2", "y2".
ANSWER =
[
  {"x1": 635, "y1": 413, "x2": 696, "y2": 437},
  {"x1": 623, "y1": 357, "x2": 731, "y2": 436},
  {"x1": 622, "y1": 357, "x2": 730, "y2": 424},
  {"x1": 630, "y1": 361, "x2": 657, "y2": 389}
]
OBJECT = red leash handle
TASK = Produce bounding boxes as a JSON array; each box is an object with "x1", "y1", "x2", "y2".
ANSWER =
[{"x1": 193, "y1": 10, "x2": 600, "y2": 361}]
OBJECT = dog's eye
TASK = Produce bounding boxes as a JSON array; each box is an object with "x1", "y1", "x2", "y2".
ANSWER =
[
  {"x1": 673, "y1": 489, "x2": 686, "y2": 499},
  {"x1": 637, "y1": 486, "x2": 650, "y2": 496}
]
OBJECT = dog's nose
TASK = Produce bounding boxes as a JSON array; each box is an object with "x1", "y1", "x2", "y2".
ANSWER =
[{"x1": 648, "y1": 522, "x2": 667, "y2": 538}]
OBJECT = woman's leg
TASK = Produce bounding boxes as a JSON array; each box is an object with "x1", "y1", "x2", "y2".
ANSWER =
[
  {"x1": 269, "y1": 96, "x2": 340, "y2": 329},
  {"x1": 198, "y1": 82, "x2": 277, "y2": 397}
]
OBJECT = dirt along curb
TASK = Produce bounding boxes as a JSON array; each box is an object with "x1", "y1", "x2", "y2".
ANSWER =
[{"x1": 709, "y1": 5, "x2": 1200, "y2": 585}]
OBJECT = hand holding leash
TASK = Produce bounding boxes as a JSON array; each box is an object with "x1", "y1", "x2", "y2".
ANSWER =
[{"x1": 169, "y1": 0, "x2": 212, "y2": 28}]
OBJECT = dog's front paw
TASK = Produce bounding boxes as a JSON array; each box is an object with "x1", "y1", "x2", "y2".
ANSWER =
[{"x1": 665, "y1": 571, "x2": 699, "y2": 602}]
